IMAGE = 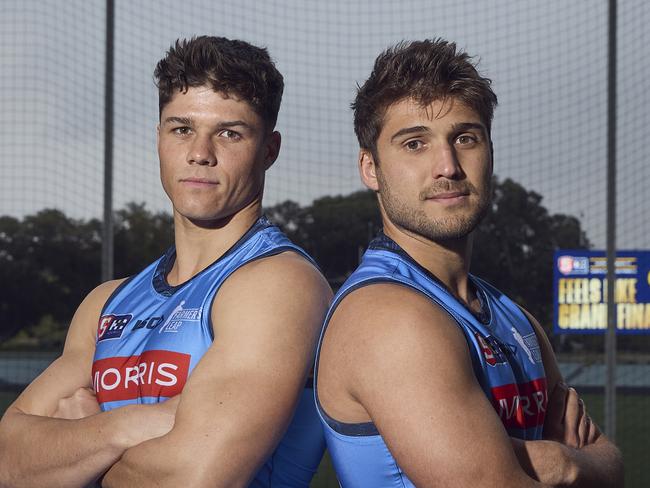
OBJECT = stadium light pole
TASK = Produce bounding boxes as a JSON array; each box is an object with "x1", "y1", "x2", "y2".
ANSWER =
[
  {"x1": 605, "y1": 0, "x2": 617, "y2": 441},
  {"x1": 102, "y1": 0, "x2": 115, "y2": 282}
]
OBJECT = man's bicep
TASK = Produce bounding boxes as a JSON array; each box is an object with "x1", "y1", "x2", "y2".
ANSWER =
[
  {"x1": 343, "y1": 288, "x2": 541, "y2": 487},
  {"x1": 8, "y1": 279, "x2": 123, "y2": 417},
  {"x1": 128, "y1": 256, "x2": 330, "y2": 485}
]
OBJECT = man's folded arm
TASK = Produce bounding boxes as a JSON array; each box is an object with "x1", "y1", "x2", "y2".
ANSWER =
[
  {"x1": 331, "y1": 284, "x2": 551, "y2": 488},
  {"x1": 512, "y1": 311, "x2": 624, "y2": 487},
  {"x1": 0, "y1": 280, "x2": 176, "y2": 488},
  {"x1": 102, "y1": 253, "x2": 331, "y2": 488}
]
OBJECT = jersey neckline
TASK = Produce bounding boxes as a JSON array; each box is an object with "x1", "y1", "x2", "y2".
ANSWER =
[
  {"x1": 368, "y1": 231, "x2": 492, "y2": 325},
  {"x1": 152, "y1": 215, "x2": 273, "y2": 297}
]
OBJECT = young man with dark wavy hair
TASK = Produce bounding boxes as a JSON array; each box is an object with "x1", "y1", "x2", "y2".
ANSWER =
[
  {"x1": 0, "y1": 36, "x2": 330, "y2": 487},
  {"x1": 314, "y1": 39, "x2": 623, "y2": 487}
]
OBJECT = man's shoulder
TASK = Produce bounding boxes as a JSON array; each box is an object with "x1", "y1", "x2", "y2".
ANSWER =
[
  {"x1": 78, "y1": 278, "x2": 130, "y2": 316},
  {"x1": 213, "y1": 250, "x2": 331, "y2": 323},
  {"x1": 231, "y1": 249, "x2": 324, "y2": 287},
  {"x1": 330, "y1": 282, "x2": 464, "y2": 349}
]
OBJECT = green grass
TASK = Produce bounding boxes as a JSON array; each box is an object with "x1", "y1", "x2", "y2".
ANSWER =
[
  {"x1": 580, "y1": 393, "x2": 649, "y2": 488},
  {"x1": 310, "y1": 452, "x2": 338, "y2": 487},
  {"x1": 1, "y1": 391, "x2": 646, "y2": 487}
]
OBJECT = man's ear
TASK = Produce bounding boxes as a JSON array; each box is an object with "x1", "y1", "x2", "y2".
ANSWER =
[
  {"x1": 489, "y1": 140, "x2": 494, "y2": 174},
  {"x1": 263, "y1": 131, "x2": 281, "y2": 170},
  {"x1": 358, "y1": 149, "x2": 380, "y2": 191}
]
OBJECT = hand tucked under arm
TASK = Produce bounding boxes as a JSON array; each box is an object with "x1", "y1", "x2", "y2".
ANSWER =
[
  {"x1": 53, "y1": 387, "x2": 101, "y2": 420},
  {"x1": 544, "y1": 382, "x2": 598, "y2": 449},
  {"x1": 514, "y1": 316, "x2": 623, "y2": 487},
  {"x1": 0, "y1": 280, "x2": 178, "y2": 488},
  {"x1": 0, "y1": 397, "x2": 177, "y2": 488}
]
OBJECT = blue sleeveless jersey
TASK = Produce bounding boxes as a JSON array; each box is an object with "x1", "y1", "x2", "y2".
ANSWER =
[
  {"x1": 93, "y1": 216, "x2": 325, "y2": 487},
  {"x1": 314, "y1": 234, "x2": 547, "y2": 487}
]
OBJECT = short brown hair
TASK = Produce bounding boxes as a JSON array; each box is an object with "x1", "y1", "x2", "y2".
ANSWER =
[
  {"x1": 154, "y1": 36, "x2": 284, "y2": 129},
  {"x1": 353, "y1": 39, "x2": 497, "y2": 153}
]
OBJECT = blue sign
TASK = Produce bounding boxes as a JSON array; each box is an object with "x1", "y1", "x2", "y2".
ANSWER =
[{"x1": 553, "y1": 250, "x2": 650, "y2": 335}]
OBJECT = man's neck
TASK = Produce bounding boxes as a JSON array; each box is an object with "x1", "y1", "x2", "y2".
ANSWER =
[
  {"x1": 167, "y1": 201, "x2": 262, "y2": 286},
  {"x1": 382, "y1": 219, "x2": 477, "y2": 308}
]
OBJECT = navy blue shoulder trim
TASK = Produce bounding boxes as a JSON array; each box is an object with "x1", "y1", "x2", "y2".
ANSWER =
[
  {"x1": 320, "y1": 410, "x2": 380, "y2": 436},
  {"x1": 315, "y1": 276, "x2": 411, "y2": 438},
  {"x1": 100, "y1": 275, "x2": 137, "y2": 316}
]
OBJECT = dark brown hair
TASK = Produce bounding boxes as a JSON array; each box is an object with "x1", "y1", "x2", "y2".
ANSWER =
[
  {"x1": 154, "y1": 36, "x2": 284, "y2": 129},
  {"x1": 353, "y1": 39, "x2": 497, "y2": 153}
]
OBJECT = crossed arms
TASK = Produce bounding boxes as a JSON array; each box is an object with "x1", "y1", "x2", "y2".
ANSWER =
[
  {"x1": 0, "y1": 253, "x2": 330, "y2": 487},
  {"x1": 317, "y1": 283, "x2": 623, "y2": 487}
]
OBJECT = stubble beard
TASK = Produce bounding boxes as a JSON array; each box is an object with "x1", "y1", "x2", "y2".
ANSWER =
[{"x1": 377, "y1": 169, "x2": 491, "y2": 242}]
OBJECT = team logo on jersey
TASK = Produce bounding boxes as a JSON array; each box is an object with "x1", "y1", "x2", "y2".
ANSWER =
[
  {"x1": 475, "y1": 332, "x2": 508, "y2": 366},
  {"x1": 158, "y1": 301, "x2": 202, "y2": 334},
  {"x1": 97, "y1": 314, "x2": 132, "y2": 342},
  {"x1": 92, "y1": 349, "x2": 191, "y2": 403},
  {"x1": 132, "y1": 315, "x2": 165, "y2": 331},
  {"x1": 510, "y1": 327, "x2": 542, "y2": 365},
  {"x1": 491, "y1": 378, "x2": 547, "y2": 430}
]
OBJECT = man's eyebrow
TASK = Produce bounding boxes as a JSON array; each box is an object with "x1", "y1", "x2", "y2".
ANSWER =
[
  {"x1": 218, "y1": 120, "x2": 253, "y2": 130},
  {"x1": 162, "y1": 116, "x2": 193, "y2": 126},
  {"x1": 451, "y1": 122, "x2": 487, "y2": 133},
  {"x1": 390, "y1": 126, "x2": 431, "y2": 142},
  {"x1": 161, "y1": 117, "x2": 253, "y2": 130}
]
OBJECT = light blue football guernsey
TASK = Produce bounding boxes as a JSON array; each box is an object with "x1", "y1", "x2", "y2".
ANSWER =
[
  {"x1": 93, "y1": 216, "x2": 325, "y2": 487},
  {"x1": 314, "y1": 233, "x2": 548, "y2": 487}
]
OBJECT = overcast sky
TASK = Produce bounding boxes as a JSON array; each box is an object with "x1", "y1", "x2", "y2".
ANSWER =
[{"x1": 1, "y1": 0, "x2": 648, "y2": 248}]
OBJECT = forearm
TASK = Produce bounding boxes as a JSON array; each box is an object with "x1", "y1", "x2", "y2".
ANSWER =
[
  {"x1": 102, "y1": 436, "x2": 208, "y2": 488},
  {"x1": 512, "y1": 436, "x2": 623, "y2": 488},
  {"x1": 512, "y1": 438, "x2": 575, "y2": 486},
  {"x1": 102, "y1": 416, "x2": 264, "y2": 488},
  {"x1": 568, "y1": 435, "x2": 623, "y2": 488},
  {"x1": 0, "y1": 408, "x2": 134, "y2": 488},
  {"x1": 0, "y1": 404, "x2": 163, "y2": 488}
]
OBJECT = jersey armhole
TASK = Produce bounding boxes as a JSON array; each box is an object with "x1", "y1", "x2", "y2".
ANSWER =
[{"x1": 100, "y1": 275, "x2": 136, "y2": 316}]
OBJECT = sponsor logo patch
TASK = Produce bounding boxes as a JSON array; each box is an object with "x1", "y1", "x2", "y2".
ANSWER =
[
  {"x1": 132, "y1": 315, "x2": 165, "y2": 331},
  {"x1": 511, "y1": 327, "x2": 542, "y2": 364},
  {"x1": 491, "y1": 378, "x2": 547, "y2": 429},
  {"x1": 475, "y1": 332, "x2": 508, "y2": 366},
  {"x1": 97, "y1": 314, "x2": 132, "y2": 342},
  {"x1": 158, "y1": 301, "x2": 202, "y2": 334},
  {"x1": 92, "y1": 350, "x2": 191, "y2": 403}
]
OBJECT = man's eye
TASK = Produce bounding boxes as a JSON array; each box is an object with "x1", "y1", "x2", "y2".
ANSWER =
[
  {"x1": 172, "y1": 127, "x2": 191, "y2": 135},
  {"x1": 220, "y1": 129, "x2": 241, "y2": 140},
  {"x1": 405, "y1": 140, "x2": 424, "y2": 151},
  {"x1": 455, "y1": 134, "x2": 478, "y2": 146}
]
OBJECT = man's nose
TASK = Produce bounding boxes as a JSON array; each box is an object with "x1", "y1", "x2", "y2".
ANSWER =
[{"x1": 188, "y1": 135, "x2": 217, "y2": 166}]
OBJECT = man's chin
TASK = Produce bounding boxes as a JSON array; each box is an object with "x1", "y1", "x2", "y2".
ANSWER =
[{"x1": 174, "y1": 207, "x2": 229, "y2": 226}]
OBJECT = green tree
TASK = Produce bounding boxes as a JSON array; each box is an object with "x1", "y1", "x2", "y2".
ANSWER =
[
  {"x1": 0, "y1": 203, "x2": 173, "y2": 347},
  {"x1": 113, "y1": 202, "x2": 173, "y2": 278},
  {"x1": 0, "y1": 210, "x2": 101, "y2": 343},
  {"x1": 471, "y1": 177, "x2": 589, "y2": 332},
  {"x1": 267, "y1": 191, "x2": 381, "y2": 287}
]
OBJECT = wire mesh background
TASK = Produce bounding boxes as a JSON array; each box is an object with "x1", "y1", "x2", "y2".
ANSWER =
[{"x1": 1, "y1": 0, "x2": 648, "y2": 485}]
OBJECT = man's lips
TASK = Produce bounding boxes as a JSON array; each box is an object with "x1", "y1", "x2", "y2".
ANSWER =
[
  {"x1": 428, "y1": 191, "x2": 469, "y2": 199},
  {"x1": 421, "y1": 190, "x2": 471, "y2": 206},
  {"x1": 430, "y1": 191, "x2": 469, "y2": 200},
  {"x1": 180, "y1": 177, "x2": 219, "y2": 186}
]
